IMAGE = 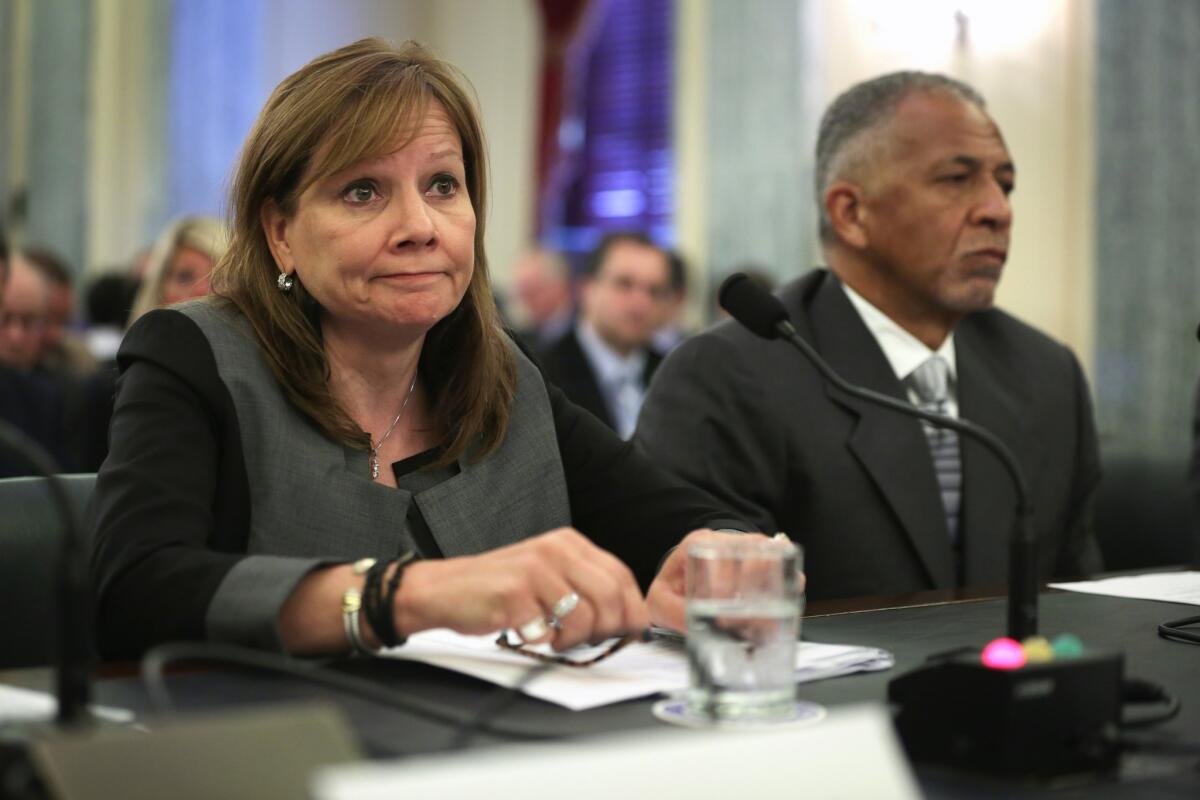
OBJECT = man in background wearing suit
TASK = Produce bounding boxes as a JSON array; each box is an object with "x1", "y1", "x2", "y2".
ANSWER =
[
  {"x1": 636, "y1": 72, "x2": 1102, "y2": 601},
  {"x1": 540, "y1": 232, "x2": 671, "y2": 439},
  {"x1": 0, "y1": 233, "x2": 66, "y2": 476}
]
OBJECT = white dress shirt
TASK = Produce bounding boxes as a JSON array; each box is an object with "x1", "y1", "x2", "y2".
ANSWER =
[
  {"x1": 575, "y1": 321, "x2": 649, "y2": 440},
  {"x1": 840, "y1": 282, "x2": 959, "y2": 418}
]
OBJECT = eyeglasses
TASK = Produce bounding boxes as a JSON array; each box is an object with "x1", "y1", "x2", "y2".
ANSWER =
[
  {"x1": 495, "y1": 629, "x2": 649, "y2": 667},
  {"x1": 0, "y1": 311, "x2": 45, "y2": 332}
]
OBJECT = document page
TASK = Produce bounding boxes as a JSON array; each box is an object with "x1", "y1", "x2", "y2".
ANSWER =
[
  {"x1": 381, "y1": 631, "x2": 892, "y2": 711},
  {"x1": 0, "y1": 684, "x2": 134, "y2": 724},
  {"x1": 1049, "y1": 571, "x2": 1200, "y2": 605}
]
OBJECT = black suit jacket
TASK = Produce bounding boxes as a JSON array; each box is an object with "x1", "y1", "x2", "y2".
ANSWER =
[
  {"x1": 636, "y1": 269, "x2": 1102, "y2": 601},
  {"x1": 539, "y1": 328, "x2": 663, "y2": 433},
  {"x1": 0, "y1": 367, "x2": 65, "y2": 477}
]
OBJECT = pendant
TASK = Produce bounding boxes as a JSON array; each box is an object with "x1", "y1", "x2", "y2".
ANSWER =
[{"x1": 370, "y1": 451, "x2": 380, "y2": 479}]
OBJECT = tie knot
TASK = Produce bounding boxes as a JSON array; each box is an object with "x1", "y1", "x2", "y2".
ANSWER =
[{"x1": 908, "y1": 356, "x2": 950, "y2": 405}]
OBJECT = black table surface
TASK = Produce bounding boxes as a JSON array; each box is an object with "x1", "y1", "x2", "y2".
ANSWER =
[{"x1": 5, "y1": 590, "x2": 1199, "y2": 798}]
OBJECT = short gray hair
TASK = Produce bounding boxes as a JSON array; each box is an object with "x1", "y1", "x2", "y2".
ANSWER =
[{"x1": 815, "y1": 71, "x2": 985, "y2": 242}]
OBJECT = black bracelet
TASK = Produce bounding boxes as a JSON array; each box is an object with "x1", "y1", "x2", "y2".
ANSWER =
[
  {"x1": 360, "y1": 559, "x2": 392, "y2": 651},
  {"x1": 377, "y1": 551, "x2": 419, "y2": 648}
]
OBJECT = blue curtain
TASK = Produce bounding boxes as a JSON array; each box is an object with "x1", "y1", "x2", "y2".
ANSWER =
[
  {"x1": 542, "y1": 0, "x2": 675, "y2": 257},
  {"x1": 169, "y1": 0, "x2": 267, "y2": 219}
]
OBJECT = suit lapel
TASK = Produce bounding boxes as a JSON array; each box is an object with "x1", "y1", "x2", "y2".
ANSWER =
[
  {"x1": 559, "y1": 331, "x2": 614, "y2": 428},
  {"x1": 644, "y1": 348, "x2": 664, "y2": 386},
  {"x1": 954, "y1": 320, "x2": 1037, "y2": 584},
  {"x1": 801, "y1": 272, "x2": 957, "y2": 588}
]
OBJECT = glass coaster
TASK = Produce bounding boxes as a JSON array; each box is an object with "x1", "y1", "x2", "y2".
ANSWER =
[{"x1": 652, "y1": 697, "x2": 826, "y2": 729}]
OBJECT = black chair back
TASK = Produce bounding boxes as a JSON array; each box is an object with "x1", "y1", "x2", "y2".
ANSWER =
[
  {"x1": 1093, "y1": 458, "x2": 1198, "y2": 571},
  {"x1": 0, "y1": 473, "x2": 96, "y2": 669}
]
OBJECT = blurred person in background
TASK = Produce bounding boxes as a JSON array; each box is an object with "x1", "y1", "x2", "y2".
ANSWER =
[
  {"x1": 539, "y1": 232, "x2": 671, "y2": 439},
  {"x1": 0, "y1": 232, "x2": 66, "y2": 475},
  {"x1": 509, "y1": 245, "x2": 573, "y2": 351},
  {"x1": 84, "y1": 272, "x2": 141, "y2": 364},
  {"x1": 69, "y1": 271, "x2": 143, "y2": 472},
  {"x1": 24, "y1": 246, "x2": 97, "y2": 377},
  {"x1": 0, "y1": 253, "x2": 52, "y2": 373},
  {"x1": 649, "y1": 250, "x2": 692, "y2": 354},
  {"x1": 127, "y1": 216, "x2": 228, "y2": 325}
]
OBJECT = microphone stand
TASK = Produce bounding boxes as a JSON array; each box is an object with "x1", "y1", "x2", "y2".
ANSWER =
[
  {"x1": 718, "y1": 274, "x2": 1123, "y2": 777},
  {"x1": 768, "y1": 317, "x2": 1038, "y2": 639},
  {"x1": 0, "y1": 420, "x2": 91, "y2": 724}
]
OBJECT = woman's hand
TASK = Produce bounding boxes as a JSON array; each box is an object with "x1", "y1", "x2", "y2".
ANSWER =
[{"x1": 395, "y1": 528, "x2": 649, "y2": 650}]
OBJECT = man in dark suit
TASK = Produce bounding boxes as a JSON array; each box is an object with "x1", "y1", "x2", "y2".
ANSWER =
[
  {"x1": 636, "y1": 72, "x2": 1102, "y2": 601},
  {"x1": 0, "y1": 233, "x2": 67, "y2": 476},
  {"x1": 540, "y1": 232, "x2": 671, "y2": 439}
]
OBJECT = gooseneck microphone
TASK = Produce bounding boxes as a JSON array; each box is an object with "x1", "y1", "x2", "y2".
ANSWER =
[
  {"x1": 0, "y1": 420, "x2": 91, "y2": 724},
  {"x1": 718, "y1": 273, "x2": 1038, "y2": 639}
]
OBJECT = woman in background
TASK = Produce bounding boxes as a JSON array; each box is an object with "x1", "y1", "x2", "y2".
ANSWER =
[{"x1": 127, "y1": 216, "x2": 228, "y2": 325}]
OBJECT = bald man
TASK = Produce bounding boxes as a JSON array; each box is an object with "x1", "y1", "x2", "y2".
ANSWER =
[
  {"x1": 0, "y1": 255, "x2": 51, "y2": 372},
  {"x1": 510, "y1": 246, "x2": 574, "y2": 351},
  {"x1": 0, "y1": 242, "x2": 67, "y2": 475}
]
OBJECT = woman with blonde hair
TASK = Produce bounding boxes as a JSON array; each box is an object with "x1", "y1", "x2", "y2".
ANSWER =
[
  {"x1": 91, "y1": 39, "x2": 749, "y2": 660},
  {"x1": 127, "y1": 216, "x2": 228, "y2": 325}
]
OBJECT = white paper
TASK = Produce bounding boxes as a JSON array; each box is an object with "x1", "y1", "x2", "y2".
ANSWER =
[
  {"x1": 313, "y1": 704, "x2": 923, "y2": 800},
  {"x1": 0, "y1": 684, "x2": 135, "y2": 724},
  {"x1": 1049, "y1": 571, "x2": 1200, "y2": 606},
  {"x1": 381, "y1": 630, "x2": 892, "y2": 711}
]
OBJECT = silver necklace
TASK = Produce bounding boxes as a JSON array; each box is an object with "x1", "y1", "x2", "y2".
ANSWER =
[{"x1": 369, "y1": 373, "x2": 419, "y2": 480}]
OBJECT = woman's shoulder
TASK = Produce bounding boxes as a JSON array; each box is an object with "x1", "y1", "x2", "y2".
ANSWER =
[
  {"x1": 117, "y1": 299, "x2": 256, "y2": 398},
  {"x1": 124, "y1": 299, "x2": 257, "y2": 363}
]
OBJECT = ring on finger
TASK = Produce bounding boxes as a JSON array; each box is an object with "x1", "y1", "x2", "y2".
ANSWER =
[
  {"x1": 518, "y1": 616, "x2": 549, "y2": 643},
  {"x1": 552, "y1": 591, "x2": 580, "y2": 620}
]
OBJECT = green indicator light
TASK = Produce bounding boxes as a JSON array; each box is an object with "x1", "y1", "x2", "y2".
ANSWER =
[{"x1": 1052, "y1": 633, "x2": 1084, "y2": 658}]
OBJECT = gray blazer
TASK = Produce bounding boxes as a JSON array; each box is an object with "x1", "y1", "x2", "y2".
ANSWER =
[
  {"x1": 635, "y1": 269, "x2": 1102, "y2": 601},
  {"x1": 181, "y1": 301, "x2": 572, "y2": 649}
]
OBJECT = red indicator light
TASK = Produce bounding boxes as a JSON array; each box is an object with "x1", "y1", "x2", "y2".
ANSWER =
[{"x1": 981, "y1": 637, "x2": 1027, "y2": 670}]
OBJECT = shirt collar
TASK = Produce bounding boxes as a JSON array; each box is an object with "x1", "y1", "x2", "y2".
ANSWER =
[
  {"x1": 576, "y1": 320, "x2": 647, "y2": 386},
  {"x1": 840, "y1": 281, "x2": 957, "y2": 383}
]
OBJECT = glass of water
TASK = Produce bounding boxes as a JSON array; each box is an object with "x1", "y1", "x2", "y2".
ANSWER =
[{"x1": 685, "y1": 537, "x2": 802, "y2": 721}]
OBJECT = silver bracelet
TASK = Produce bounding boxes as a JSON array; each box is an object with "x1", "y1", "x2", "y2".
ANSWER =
[
  {"x1": 342, "y1": 558, "x2": 378, "y2": 656},
  {"x1": 342, "y1": 587, "x2": 374, "y2": 655}
]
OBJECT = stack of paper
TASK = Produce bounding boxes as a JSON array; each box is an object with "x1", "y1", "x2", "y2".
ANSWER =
[
  {"x1": 1049, "y1": 571, "x2": 1200, "y2": 605},
  {"x1": 382, "y1": 631, "x2": 892, "y2": 711}
]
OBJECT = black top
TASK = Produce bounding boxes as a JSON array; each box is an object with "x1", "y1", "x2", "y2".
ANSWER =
[
  {"x1": 90, "y1": 309, "x2": 742, "y2": 659},
  {"x1": 537, "y1": 328, "x2": 663, "y2": 433},
  {"x1": 0, "y1": 366, "x2": 65, "y2": 476}
]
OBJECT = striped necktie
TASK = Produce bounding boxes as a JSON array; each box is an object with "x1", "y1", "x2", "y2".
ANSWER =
[{"x1": 907, "y1": 356, "x2": 962, "y2": 544}]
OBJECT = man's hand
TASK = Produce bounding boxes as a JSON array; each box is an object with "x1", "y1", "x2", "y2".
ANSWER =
[{"x1": 647, "y1": 529, "x2": 774, "y2": 632}]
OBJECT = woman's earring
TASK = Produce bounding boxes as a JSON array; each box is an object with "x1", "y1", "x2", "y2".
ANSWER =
[{"x1": 277, "y1": 272, "x2": 295, "y2": 292}]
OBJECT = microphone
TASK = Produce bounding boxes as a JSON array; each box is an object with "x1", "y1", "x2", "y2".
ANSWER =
[
  {"x1": 719, "y1": 273, "x2": 1037, "y2": 638},
  {"x1": 0, "y1": 420, "x2": 91, "y2": 724},
  {"x1": 720, "y1": 274, "x2": 1126, "y2": 778}
]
